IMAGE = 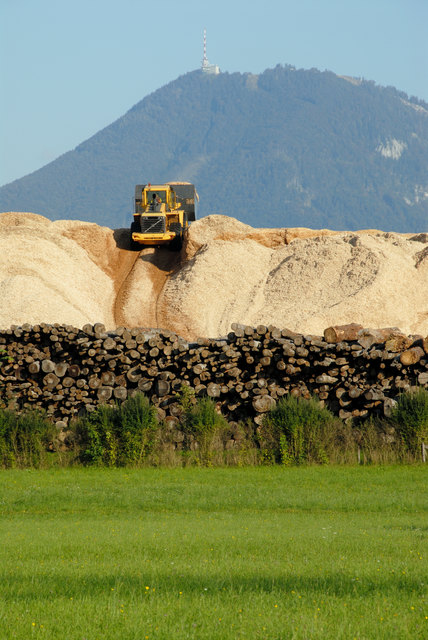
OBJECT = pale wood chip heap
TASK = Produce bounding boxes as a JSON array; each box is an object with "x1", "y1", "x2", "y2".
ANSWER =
[{"x1": 0, "y1": 212, "x2": 427, "y2": 339}]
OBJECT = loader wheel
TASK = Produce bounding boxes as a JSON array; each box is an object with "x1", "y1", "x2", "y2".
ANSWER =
[
  {"x1": 130, "y1": 222, "x2": 141, "y2": 251},
  {"x1": 169, "y1": 233, "x2": 183, "y2": 251},
  {"x1": 168, "y1": 221, "x2": 183, "y2": 251}
]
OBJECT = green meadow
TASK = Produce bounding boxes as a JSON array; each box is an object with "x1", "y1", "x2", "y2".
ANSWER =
[{"x1": 0, "y1": 466, "x2": 427, "y2": 639}]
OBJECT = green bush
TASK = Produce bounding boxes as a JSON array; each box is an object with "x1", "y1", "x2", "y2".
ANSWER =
[
  {"x1": 75, "y1": 393, "x2": 158, "y2": 466},
  {"x1": 182, "y1": 396, "x2": 228, "y2": 435},
  {"x1": 0, "y1": 408, "x2": 55, "y2": 468},
  {"x1": 389, "y1": 387, "x2": 428, "y2": 455},
  {"x1": 176, "y1": 385, "x2": 229, "y2": 438},
  {"x1": 170, "y1": 387, "x2": 231, "y2": 465},
  {"x1": 259, "y1": 395, "x2": 341, "y2": 464}
]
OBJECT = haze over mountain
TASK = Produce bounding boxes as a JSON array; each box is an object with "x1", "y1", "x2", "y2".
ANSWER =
[{"x1": 1, "y1": 65, "x2": 427, "y2": 232}]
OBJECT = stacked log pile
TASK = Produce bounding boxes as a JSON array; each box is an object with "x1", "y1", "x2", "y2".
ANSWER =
[{"x1": 0, "y1": 322, "x2": 427, "y2": 429}]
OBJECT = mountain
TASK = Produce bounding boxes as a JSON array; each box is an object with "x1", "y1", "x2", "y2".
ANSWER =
[{"x1": 1, "y1": 65, "x2": 427, "y2": 232}]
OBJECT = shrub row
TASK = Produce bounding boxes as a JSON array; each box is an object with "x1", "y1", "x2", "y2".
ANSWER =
[{"x1": 1, "y1": 387, "x2": 427, "y2": 468}]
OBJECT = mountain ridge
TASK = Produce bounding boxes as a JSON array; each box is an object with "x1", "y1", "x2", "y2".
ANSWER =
[{"x1": 1, "y1": 65, "x2": 427, "y2": 232}]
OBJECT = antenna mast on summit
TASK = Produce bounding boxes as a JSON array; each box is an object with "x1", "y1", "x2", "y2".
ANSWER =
[
  {"x1": 202, "y1": 28, "x2": 208, "y2": 67},
  {"x1": 201, "y1": 28, "x2": 220, "y2": 75}
]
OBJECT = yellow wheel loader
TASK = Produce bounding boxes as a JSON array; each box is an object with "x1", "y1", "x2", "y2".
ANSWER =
[{"x1": 130, "y1": 182, "x2": 197, "y2": 251}]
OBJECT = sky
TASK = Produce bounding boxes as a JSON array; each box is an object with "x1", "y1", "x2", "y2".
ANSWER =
[{"x1": 1, "y1": 0, "x2": 427, "y2": 187}]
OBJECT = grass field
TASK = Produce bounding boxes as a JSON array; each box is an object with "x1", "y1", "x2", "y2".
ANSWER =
[{"x1": 0, "y1": 466, "x2": 427, "y2": 639}]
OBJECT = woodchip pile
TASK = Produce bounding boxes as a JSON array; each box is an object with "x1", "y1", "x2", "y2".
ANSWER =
[
  {"x1": 1, "y1": 212, "x2": 427, "y2": 341},
  {"x1": 1, "y1": 322, "x2": 427, "y2": 434}
]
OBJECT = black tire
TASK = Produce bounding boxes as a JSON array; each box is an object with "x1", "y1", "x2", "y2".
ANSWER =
[
  {"x1": 168, "y1": 220, "x2": 183, "y2": 251},
  {"x1": 169, "y1": 233, "x2": 183, "y2": 251},
  {"x1": 130, "y1": 221, "x2": 141, "y2": 251}
]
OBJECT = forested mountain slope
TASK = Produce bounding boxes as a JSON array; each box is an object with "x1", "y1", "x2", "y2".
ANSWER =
[{"x1": 1, "y1": 66, "x2": 427, "y2": 231}]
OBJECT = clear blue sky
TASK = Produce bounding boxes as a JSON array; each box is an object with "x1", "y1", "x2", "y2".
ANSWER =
[{"x1": 1, "y1": 0, "x2": 427, "y2": 187}]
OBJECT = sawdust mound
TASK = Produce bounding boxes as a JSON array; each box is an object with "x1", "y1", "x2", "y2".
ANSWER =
[
  {"x1": 0, "y1": 213, "x2": 116, "y2": 329},
  {"x1": 0, "y1": 212, "x2": 427, "y2": 339},
  {"x1": 167, "y1": 217, "x2": 428, "y2": 338}
]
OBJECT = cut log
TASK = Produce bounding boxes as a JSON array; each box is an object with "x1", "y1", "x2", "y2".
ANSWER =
[
  {"x1": 195, "y1": 383, "x2": 207, "y2": 396},
  {"x1": 400, "y1": 346, "x2": 425, "y2": 366},
  {"x1": 207, "y1": 382, "x2": 221, "y2": 398},
  {"x1": 88, "y1": 375, "x2": 101, "y2": 389},
  {"x1": 103, "y1": 337, "x2": 117, "y2": 351},
  {"x1": 348, "y1": 387, "x2": 363, "y2": 399},
  {"x1": 100, "y1": 371, "x2": 116, "y2": 386},
  {"x1": 193, "y1": 363, "x2": 206, "y2": 375},
  {"x1": 138, "y1": 378, "x2": 152, "y2": 392},
  {"x1": 357, "y1": 327, "x2": 400, "y2": 349},
  {"x1": 252, "y1": 395, "x2": 276, "y2": 413},
  {"x1": 316, "y1": 373, "x2": 338, "y2": 385},
  {"x1": 97, "y1": 386, "x2": 113, "y2": 402},
  {"x1": 285, "y1": 364, "x2": 298, "y2": 375},
  {"x1": 114, "y1": 387, "x2": 127, "y2": 401},
  {"x1": 54, "y1": 362, "x2": 68, "y2": 377},
  {"x1": 324, "y1": 323, "x2": 363, "y2": 344},
  {"x1": 93, "y1": 322, "x2": 106, "y2": 336},
  {"x1": 28, "y1": 361, "x2": 40, "y2": 374},
  {"x1": 156, "y1": 379, "x2": 170, "y2": 397},
  {"x1": 384, "y1": 333, "x2": 414, "y2": 353},
  {"x1": 43, "y1": 373, "x2": 60, "y2": 389},
  {"x1": 41, "y1": 359, "x2": 55, "y2": 373},
  {"x1": 230, "y1": 324, "x2": 245, "y2": 338},
  {"x1": 364, "y1": 389, "x2": 385, "y2": 401},
  {"x1": 226, "y1": 367, "x2": 241, "y2": 378},
  {"x1": 127, "y1": 367, "x2": 142, "y2": 382}
]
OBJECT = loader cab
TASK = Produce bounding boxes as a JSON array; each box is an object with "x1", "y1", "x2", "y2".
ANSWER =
[{"x1": 143, "y1": 187, "x2": 177, "y2": 212}]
